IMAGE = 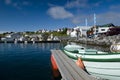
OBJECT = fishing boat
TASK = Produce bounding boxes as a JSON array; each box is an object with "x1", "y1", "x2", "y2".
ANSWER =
[{"x1": 63, "y1": 44, "x2": 120, "y2": 80}]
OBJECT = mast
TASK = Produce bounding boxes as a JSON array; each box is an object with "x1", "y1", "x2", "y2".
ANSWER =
[
  {"x1": 94, "y1": 13, "x2": 96, "y2": 26},
  {"x1": 85, "y1": 18, "x2": 88, "y2": 27}
]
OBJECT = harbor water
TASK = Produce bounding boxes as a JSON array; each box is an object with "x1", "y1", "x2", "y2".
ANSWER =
[
  {"x1": 0, "y1": 42, "x2": 110, "y2": 80},
  {"x1": 0, "y1": 43, "x2": 64, "y2": 80}
]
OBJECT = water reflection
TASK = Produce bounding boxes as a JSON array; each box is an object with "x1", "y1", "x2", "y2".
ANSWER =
[{"x1": 0, "y1": 43, "x2": 64, "y2": 80}]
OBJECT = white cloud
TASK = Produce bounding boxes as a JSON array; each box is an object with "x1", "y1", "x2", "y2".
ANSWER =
[
  {"x1": 65, "y1": 0, "x2": 88, "y2": 8},
  {"x1": 110, "y1": 5, "x2": 120, "y2": 10},
  {"x1": 22, "y1": 1, "x2": 30, "y2": 6},
  {"x1": 71, "y1": 14, "x2": 94, "y2": 25},
  {"x1": 97, "y1": 12, "x2": 120, "y2": 25},
  {"x1": 47, "y1": 6, "x2": 73, "y2": 19},
  {"x1": 72, "y1": 16, "x2": 84, "y2": 24},
  {"x1": 71, "y1": 12, "x2": 120, "y2": 26},
  {"x1": 65, "y1": 0, "x2": 102, "y2": 9},
  {"x1": 93, "y1": 1, "x2": 102, "y2": 7},
  {"x1": 5, "y1": 0, "x2": 11, "y2": 5},
  {"x1": 4, "y1": 0, "x2": 31, "y2": 10},
  {"x1": 13, "y1": 3, "x2": 22, "y2": 10}
]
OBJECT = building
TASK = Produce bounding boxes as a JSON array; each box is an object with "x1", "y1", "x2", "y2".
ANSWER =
[
  {"x1": 87, "y1": 23, "x2": 115, "y2": 38},
  {"x1": 1, "y1": 32, "x2": 23, "y2": 41},
  {"x1": 67, "y1": 26, "x2": 91, "y2": 37}
]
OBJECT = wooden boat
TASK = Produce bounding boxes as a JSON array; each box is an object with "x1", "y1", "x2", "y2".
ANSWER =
[{"x1": 63, "y1": 44, "x2": 120, "y2": 80}]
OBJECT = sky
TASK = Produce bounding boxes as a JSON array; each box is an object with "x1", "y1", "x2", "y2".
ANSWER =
[{"x1": 0, "y1": 0, "x2": 120, "y2": 32}]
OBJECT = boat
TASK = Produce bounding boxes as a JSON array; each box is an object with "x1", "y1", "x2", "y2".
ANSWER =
[
  {"x1": 64, "y1": 44, "x2": 107, "y2": 54},
  {"x1": 110, "y1": 41, "x2": 120, "y2": 53},
  {"x1": 63, "y1": 44, "x2": 120, "y2": 80}
]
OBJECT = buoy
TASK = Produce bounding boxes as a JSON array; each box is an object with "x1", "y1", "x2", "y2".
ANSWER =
[
  {"x1": 51, "y1": 54, "x2": 60, "y2": 77},
  {"x1": 76, "y1": 57, "x2": 85, "y2": 70}
]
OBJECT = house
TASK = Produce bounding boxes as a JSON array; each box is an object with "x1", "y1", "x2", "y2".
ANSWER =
[
  {"x1": 70, "y1": 29, "x2": 77, "y2": 37},
  {"x1": 67, "y1": 28, "x2": 72, "y2": 36},
  {"x1": 42, "y1": 29, "x2": 46, "y2": 33},
  {"x1": 53, "y1": 36, "x2": 59, "y2": 41},
  {"x1": 1, "y1": 32, "x2": 23, "y2": 41},
  {"x1": 87, "y1": 23, "x2": 115, "y2": 38},
  {"x1": 67, "y1": 26, "x2": 90, "y2": 37},
  {"x1": 47, "y1": 34, "x2": 53, "y2": 41},
  {"x1": 105, "y1": 27, "x2": 120, "y2": 36}
]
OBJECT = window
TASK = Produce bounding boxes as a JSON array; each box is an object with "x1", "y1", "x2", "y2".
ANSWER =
[
  {"x1": 101, "y1": 29, "x2": 105, "y2": 31},
  {"x1": 96, "y1": 30, "x2": 98, "y2": 32}
]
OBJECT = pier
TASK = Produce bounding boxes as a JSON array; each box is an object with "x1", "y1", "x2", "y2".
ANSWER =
[{"x1": 51, "y1": 50, "x2": 97, "y2": 80}]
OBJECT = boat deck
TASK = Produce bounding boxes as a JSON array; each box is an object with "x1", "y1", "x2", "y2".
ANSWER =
[{"x1": 51, "y1": 50, "x2": 97, "y2": 80}]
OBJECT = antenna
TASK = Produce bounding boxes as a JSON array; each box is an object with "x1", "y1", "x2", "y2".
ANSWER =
[
  {"x1": 94, "y1": 13, "x2": 96, "y2": 26},
  {"x1": 85, "y1": 18, "x2": 88, "y2": 27}
]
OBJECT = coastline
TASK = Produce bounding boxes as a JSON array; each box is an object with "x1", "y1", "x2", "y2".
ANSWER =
[
  {"x1": 61, "y1": 34, "x2": 120, "y2": 47},
  {"x1": 0, "y1": 40, "x2": 60, "y2": 43}
]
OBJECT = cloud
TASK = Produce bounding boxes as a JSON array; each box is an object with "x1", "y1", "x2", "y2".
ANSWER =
[
  {"x1": 71, "y1": 14, "x2": 94, "y2": 25},
  {"x1": 4, "y1": 0, "x2": 31, "y2": 10},
  {"x1": 65, "y1": 0, "x2": 102, "y2": 9},
  {"x1": 5, "y1": 0, "x2": 11, "y2": 5},
  {"x1": 65, "y1": 0, "x2": 88, "y2": 8},
  {"x1": 72, "y1": 15, "x2": 85, "y2": 24},
  {"x1": 97, "y1": 12, "x2": 120, "y2": 25},
  {"x1": 93, "y1": 1, "x2": 102, "y2": 7},
  {"x1": 110, "y1": 5, "x2": 120, "y2": 10},
  {"x1": 47, "y1": 6, "x2": 74, "y2": 19},
  {"x1": 22, "y1": 1, "x2": 31, "y2": 6},
  {"x1": 71, "y1": 12, "x2": 120, "y2": 26}
]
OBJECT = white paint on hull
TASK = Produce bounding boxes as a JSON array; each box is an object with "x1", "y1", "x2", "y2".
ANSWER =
[
  {"x1": 84, "y1": 61, "x2": 120, "y2": 79},
  {"x1": 63, "y1": 50, "x2": 120, "y2": 80}
]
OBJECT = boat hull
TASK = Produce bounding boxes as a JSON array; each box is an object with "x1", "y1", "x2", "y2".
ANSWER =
[
  {"x1": 63, "y1": 49, "x2": 120, "y2": 80},
  {"x1": 84, "y1": 61, "x2": 120, "y2": 80}
]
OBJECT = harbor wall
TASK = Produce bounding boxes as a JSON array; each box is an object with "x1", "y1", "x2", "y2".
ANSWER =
[{"x1": 62, "y1": 34, "x2": 120, "y2": 47}]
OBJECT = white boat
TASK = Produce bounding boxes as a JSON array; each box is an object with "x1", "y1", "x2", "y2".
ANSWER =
[
  {"x1": 110, "y1": 42, "x2": 120, "y2": 53},
  {"x1": 63, "y1": 45, "x2": 120, "y2": 80},
  {"x1": 64, "y1": 44, "x2": 107, "y2": 54}
]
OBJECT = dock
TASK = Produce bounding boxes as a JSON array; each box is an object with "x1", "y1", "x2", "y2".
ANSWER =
[{"x1": 51, "y1": 50, "x2": 97, "y2": 80}]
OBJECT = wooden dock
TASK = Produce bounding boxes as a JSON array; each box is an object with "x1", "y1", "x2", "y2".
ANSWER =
[{"x1": 51, "y1": 50, "x2": 97, "y2": 80}]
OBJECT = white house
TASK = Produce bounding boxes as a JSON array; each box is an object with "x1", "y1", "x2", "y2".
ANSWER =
[
  {"x1": 1, "y1": 32, "x2": 23, "y2": 41},
  {"x1": 87, "y1": 23, "x2": 115, "y2": 38},
  {"x1": 70, "y1": 30, "x2": 77, "y2": 37},
  {"x1": 19, "y1": 36, "x2": 25, "y2": 41},
  {"x1": 67, "y1": 28, "x2": 72, "y2": 36},
  {"x1": 67, "y1": 26, "x2": 91, "y2": 37},
  {"x1": 97, "y1": 27, "x2": 110, "y2": 34},
  {"x1": 93, "y1": 26, "x2": 114, "y2": 36},
  {"x1": 80, "y1": 26, "x2": 91, "y2": 36}
]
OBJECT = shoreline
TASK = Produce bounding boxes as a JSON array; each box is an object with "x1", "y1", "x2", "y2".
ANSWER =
[
  {"x1": 63, "y1": 34, "x2": 120, "y2": 47},
  {"x1": 0, "y1": 40, "x2": 60, "y2": 43}
]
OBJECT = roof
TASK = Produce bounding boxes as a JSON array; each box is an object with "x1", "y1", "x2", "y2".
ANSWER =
[{"x1": 96, "y1": 23, "x2": 115, "y2": 27}]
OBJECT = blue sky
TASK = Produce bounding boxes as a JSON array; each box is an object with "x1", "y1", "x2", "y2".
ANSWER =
[{"x1": 0, "y1": 0, "x2": 120, "y2": 32}]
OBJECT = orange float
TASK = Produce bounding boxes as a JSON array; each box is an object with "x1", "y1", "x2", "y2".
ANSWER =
[
  {"x1": 51, "y1": 54, "x2": 60, "y2": 77},
  {"x1": 76, "y1": 57, "x2": 85, "y2": 70}
]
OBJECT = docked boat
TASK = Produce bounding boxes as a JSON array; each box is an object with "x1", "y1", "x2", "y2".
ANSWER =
[
  {"x1": 110, "y1": 42, "x2": 120, "y2": 53},
  {"x1": 64, "y1": 44, "x2": 107, "y2": 54},
  {"x1": 63, "y1": 44, "x2": 120, "y2": 80}
]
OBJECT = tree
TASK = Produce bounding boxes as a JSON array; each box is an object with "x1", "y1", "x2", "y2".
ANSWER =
[{"x1": 41, "y1": 33, "x2": 49, "y2": 41}]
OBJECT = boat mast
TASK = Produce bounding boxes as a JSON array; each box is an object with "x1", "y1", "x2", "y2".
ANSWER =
[
  {"x1": 94, "y1": 13, "x2": 96, "y2": 26},
  {"x1": 85, "y1": 18, "x2": 88, "y2": 27}
]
